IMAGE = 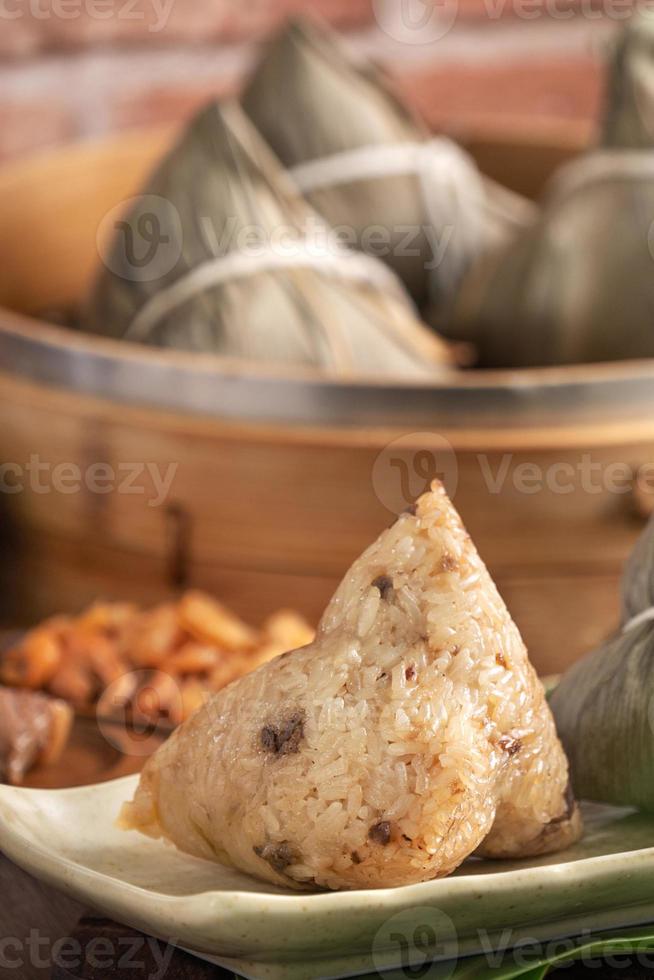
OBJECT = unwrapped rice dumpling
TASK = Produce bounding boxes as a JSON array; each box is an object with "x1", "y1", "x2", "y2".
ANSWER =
[
  {"x1": 242, "y1": 17, "x2": 534, "y2": 327},
  {"x1": 551, "y1": 511, "x2": 654, "y2": 810},
  {"x1": 122, "y1": 481, "x2": 581, "y2": 891},
  {"x1": 85, "y1": 101, "x2": 452, "y2": 379},
  {"x1": 450, "y1": 11, "x2": 654, "y2": 367}
]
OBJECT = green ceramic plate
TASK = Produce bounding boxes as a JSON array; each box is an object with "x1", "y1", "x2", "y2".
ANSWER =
[{"x1": 1, "y1": 775, "x2": 654, "y2": 979}]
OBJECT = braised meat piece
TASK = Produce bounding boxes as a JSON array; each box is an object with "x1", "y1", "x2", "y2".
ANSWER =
[{"x1": 0, "y1": 687, "x2": 72, "y2": 784}]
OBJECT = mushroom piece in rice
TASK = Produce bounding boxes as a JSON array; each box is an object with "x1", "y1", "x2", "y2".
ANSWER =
[{"x1": 121, "y1": 481, "x2": 581, "y2": 890}]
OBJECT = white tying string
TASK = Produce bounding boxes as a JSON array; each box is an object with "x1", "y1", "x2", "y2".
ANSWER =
[
  {"x1": 622, "y1": 607, "x2": 654, "y2": 634},
  {"x1": 288, "y1": 138, "x2": 479, "y2": 193},
  {"x1": 289, "y1": 138, "x2": 487, "y2": 300},
  {"x1": 546, "y1": 149, "x2": 654, "y2": 209},
  {"x1": 126, "y1": 138, "x2": 485, "y2": 341},
  {"x1": 125, "y1": 240, "x2": 407, "y2": 343}
]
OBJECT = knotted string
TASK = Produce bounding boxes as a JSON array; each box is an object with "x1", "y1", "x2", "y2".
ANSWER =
[
  {"x1": 126, "y1": 137, "x2": 486, "y2": 341},
  {"x1": 125, "y1": 239, "x2": 407, "y2": 342},
  {"x1": 289, "y1": 138, "x2": 487, "y2": 301}
]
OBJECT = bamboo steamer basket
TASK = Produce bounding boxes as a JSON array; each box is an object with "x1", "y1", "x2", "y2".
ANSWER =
[{"x1": 0, "y1": 123, "x2": 652, "y2": 675}]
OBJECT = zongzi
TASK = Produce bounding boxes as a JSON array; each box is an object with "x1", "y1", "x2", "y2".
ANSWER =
[
  {"x1": 122, "y1": 481, "x2": 581, "y2": 891},
  {"x1": 85, "y1": 101, "x2": 452, "y2": 379},
  {"x1": 451, "y1": 11, "x2": 654, "y2": 367},
  {"x1": 551, "y1": 510, "x2": 654, "y2": 811},
  {"x1": 242, "y1": 17, "x2": 534, "y2": 328}
]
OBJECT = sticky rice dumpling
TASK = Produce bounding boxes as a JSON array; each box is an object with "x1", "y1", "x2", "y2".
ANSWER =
[
  {"x1": 551, "y1": 511, "x2": 654, "y2": 810},
  {"x1": 85, "y1": 101, "x2": 452, "y2": 379},
  {"x1": 122, "y1": 482, "x2": 581, "y2": 891},
  {"x1": 602, "y1": 10, "x2": 654, "y2": 149},
  {"x1": 242, "y1": 17, "x2": 534, "y2": 328},
  {"x1": 450, "y1": 11, "x2": 654, "y2": 367}
]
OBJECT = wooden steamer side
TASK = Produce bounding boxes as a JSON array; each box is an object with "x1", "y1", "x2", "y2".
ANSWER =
[{"x1": 1, "y1": 124, "x2": 651, "y2": 674}]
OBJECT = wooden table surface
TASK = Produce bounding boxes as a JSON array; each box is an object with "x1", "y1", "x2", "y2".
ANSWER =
[
  {"x1": 0, "y1": 853, "x2": 233, "y2": 979},
  {"x1": 0, "y1": 854, "x2": 84, "y2": 979}
]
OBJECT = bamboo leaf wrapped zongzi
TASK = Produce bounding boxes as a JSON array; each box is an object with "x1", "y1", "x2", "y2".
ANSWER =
[
  {"x1": 450, "y1": 11, "x2": 654, "y2": 367},
  {"x1": 242, "y1": 17, "x2": 534, "y2": 329},
  {"x1": 550, "y1": 511, "x2": 654, "y2": 810},
  {"x1": 85, "y1": 101, "x2": 452, "y2": 379}
]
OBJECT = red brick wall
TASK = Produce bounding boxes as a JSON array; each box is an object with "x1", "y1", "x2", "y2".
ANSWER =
[{"x1": 0, "y1": 0, "x2": 622, "y2": 162}]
